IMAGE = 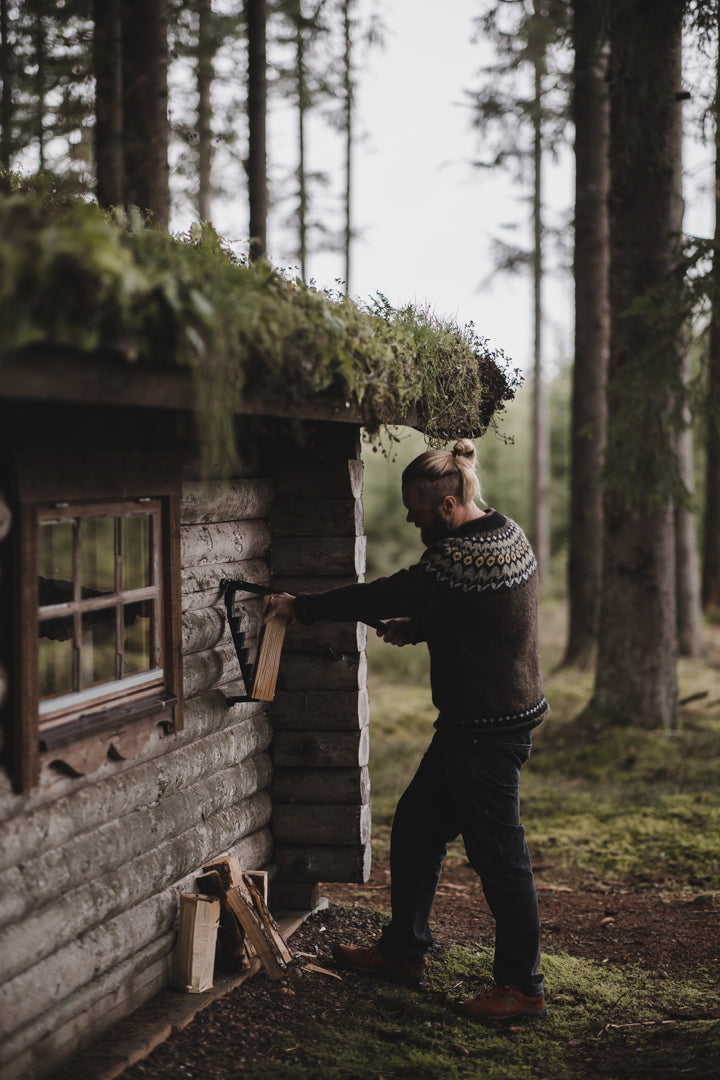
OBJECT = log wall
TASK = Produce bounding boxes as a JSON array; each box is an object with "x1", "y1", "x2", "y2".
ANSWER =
[
  {"x1": 0, "y1": 440, "x2": 276, "y2": 1080},
  {"x1": 0, "y1": 418, "x2": 371, "y2": 1076},
  {"x1": 265, "y1": 422, "x2": 371, "y2": 910}
]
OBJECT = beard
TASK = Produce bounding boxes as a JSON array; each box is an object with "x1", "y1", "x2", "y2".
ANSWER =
[{"x1": 420, "y1": 514, "x2": 453, "y2": 546}]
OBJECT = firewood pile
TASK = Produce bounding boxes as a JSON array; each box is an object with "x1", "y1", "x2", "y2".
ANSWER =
[{"x1": 170, "y1": 856, "x2": 293, "y2": 993}]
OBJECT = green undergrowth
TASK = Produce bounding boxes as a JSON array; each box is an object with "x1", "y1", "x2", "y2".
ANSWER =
[
  {"x1": 238, "y1": 930, "x2": 718, "y2": 1080},
  {"x1": 366, "y1": 602, "x2": 720, "y2": 893}
]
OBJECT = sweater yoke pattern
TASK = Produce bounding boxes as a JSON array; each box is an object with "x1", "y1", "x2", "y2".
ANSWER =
[{"x1": 420, "y1": 518, "x2": 537, "y2": 593}]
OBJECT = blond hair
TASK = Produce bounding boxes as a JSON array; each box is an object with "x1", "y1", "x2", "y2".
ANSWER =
[{"x1": 402, "y1": 438, "x2": 483, "y2": 506}]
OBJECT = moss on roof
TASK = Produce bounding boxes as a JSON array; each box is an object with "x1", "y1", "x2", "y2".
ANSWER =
[{"x1": 0, "y1": 186, "x2": 518, "y2": 457}]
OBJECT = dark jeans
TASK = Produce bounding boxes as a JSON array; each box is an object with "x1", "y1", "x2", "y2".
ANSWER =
[{"x1": 379, "y1": 726, "x2": 543, "y2": 997}]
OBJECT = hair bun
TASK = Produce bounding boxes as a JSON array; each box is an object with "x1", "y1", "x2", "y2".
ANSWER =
[{"x1": 452, "y1": 438, "x2": 476, "y2": 462}]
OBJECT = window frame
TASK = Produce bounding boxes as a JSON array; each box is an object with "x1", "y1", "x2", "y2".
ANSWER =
[{"x1": 13, "y1": 448, "x2": 183, "y2": 791}]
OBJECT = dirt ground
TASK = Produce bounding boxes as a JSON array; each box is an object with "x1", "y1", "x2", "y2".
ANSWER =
[
  {"x1": 327, "y1": 850, "x2": 720, "y2": 976},
  {"x1": 119, "y1": 850, "x2": 719, "y2": 1080}
]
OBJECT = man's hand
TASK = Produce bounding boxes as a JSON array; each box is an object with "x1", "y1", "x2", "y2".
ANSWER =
[
  {"x1": 263, "y1": 592, "x2": 297, "y2": 624},
  {"x1": 377, "y1": 617, "x2": 416, "y2": 647}
]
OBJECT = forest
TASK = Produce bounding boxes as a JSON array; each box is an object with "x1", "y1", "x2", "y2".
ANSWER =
[{"x1": 2, "y1": 1, "x2": 720, "y2": 1078}]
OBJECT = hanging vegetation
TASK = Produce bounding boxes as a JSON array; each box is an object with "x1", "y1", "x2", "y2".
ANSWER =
[{"x1": 0, "y1": 184, "x2": 518, "y2": 455}]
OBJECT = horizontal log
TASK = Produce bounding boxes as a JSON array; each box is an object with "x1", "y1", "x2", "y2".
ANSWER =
[
  {"x1": 277, "y1": 651, "x2": 367, "y2": 692},
  {"x1": 0, "y1": 935, "x2": 172, "y2": 1076},
  {"x1": 181, "y1": 478, "x2": 273, "y2": 525},
  {"x1": 182, "y1": 605, "x2": 227, "y2": 655},
  {"x1": 0, "y1": 890, "x2": 176, "y2": 1040},
  {"x1": 271, "y1": 535, "x2": 366, "y2": 577},
  {"x1": 183, "y1": 641, "x2": 246, "y2": 698},
  {"x1": 0, "y1": 814, "x2": 269, "y2": 1075},
  {"x1": 0, "y1": 794, "x2": 272, "y2": 984},
  {"x1": 269, "y1": 497, "x2": 363, "y2": 537},
  {"x1": 182, "y1": 559, "x2": 269, "y2": 610},
  {"x1": 181, "y1": 560, "x2": 269, "y2": 603},
  {"x1": 283, "y1": 620, "x2": 366, "y2": 656},
  {"x1": 274, "y1": 842, "x2": 371, "y2": 884},
  {"x1": 0, "y1": 695, "x2": 269, "y2": 866},
  {"x1": 271, "y1": 766, "x2": 370, "y2": 805},
  {"x1": 0, "y1": 754, "x2": 273, "y2": 928},
  {"x1": 271, "y1": 459, "x2": 363, "y2": 501},
  {"x1": 273, "y1": 804, "x2": 371, "y2": 846},
  {"x1": 271, "y1": 688, "x2": 369, "y2": 731},
  {"x1": 181, "y1": 519, "x2": 271, "y2": 567},
  {"x1": 183, "y1": 602, "x2": 263, "y2": 656},
  {"x1": 272, "y1": 728, "x2": 369, "y2": 769}
]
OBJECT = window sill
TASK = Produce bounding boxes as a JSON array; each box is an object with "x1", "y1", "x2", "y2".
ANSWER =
[{"x1": 39, "y1": 691, "x2": 178, "y2": 751}]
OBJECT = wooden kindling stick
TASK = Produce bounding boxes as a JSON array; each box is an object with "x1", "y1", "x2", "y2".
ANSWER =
[{"x1": 251, "y1": 613, "x2": 289, "y2": 701}]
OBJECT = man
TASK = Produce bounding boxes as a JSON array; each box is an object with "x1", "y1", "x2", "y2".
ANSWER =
[{"x1": 264, "y1": 439, "x2": 547, "y2": 1023}]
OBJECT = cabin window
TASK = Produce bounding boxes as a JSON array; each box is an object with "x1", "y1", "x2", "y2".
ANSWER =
[
  {"x1": 37, "y1": 500, "x2": 168, "y2": 738},
  {"x1": 12, "y1": 449, "x2": 183, "y2": 791}
]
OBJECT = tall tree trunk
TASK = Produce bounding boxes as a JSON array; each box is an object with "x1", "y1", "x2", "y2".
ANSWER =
[
  {"x1": 33, "y1": 8, "x2": 46, "y2": 172},
  {"x1": 342, "y1": 0, "x2": 353, "y2": 294},
  {"x1": 247, "y1": 0, "x2": 267, "y2": 262},
  {"x1": 672, "y1": 73, "x2": 702, "y2": 657},
  {"x1": 591, "y1": 0, "x2": 684, "y2": 731},
  {"x1": 0, "y1": 0, "x2": 12, "y2": 171},
  {"x1": 296, "y1": 8, "x2": 308, "y2": 281},
  {"x1": 94, "y1": 0, "x2": 124, "y2": 209},
  {"x1": 676, "y1": 339, "x2": 703, "y2": 655},
  {"x1": 530, "y1": 48, "x2": 550, "y2": 579},
  {"x1": 196, "y1": 0, "x2": 213, "y2": 222},
  {"x1": 121, "y1": 0, "x2": 170, "y2": 227},
  {"x1": 563, "y1": 0, "x2": 609, "y2": 669},
  {"x1": 702, "y1": 17, "x2": 720, "y2": 615}
]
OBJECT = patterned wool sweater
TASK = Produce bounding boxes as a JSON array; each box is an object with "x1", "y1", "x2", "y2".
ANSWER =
[{"x1": 294, "y1": 510, "x2": 547, "y2": 732}]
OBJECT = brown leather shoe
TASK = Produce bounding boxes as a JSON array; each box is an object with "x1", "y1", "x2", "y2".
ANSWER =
[
  {"x1": 332, "y1": 941, "x2": 428, "y2": 988},
  {"x1": 456, "y1": 984, "x2": 547, "y2": 1023}
]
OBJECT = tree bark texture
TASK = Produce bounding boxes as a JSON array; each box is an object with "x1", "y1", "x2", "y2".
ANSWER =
[
  {"x1": 196, "y1": 0, "x2": 214, "y2": 221},
  {"x1": 563, "y1": 0, "x2": 609, "y2": 669},
  {"x1": 0, "y1": 0, "x2": 12, "y2": 171},
  {"x1": 121, "y1": 0, "x2": 170, "y2": 226},
  {"x1": 592, "y1": 0, "x2": 684, "y2": 729},
  {"x1": 672, "y1": 77, "x2": 702, "y2": 656},
  {"x1": 531, "y1": 49, "x2": 550, "y2": 580},
  {"x1": 342, "y1": 0, "x2": 353, "y2": 292},
  {"x1": 247, "y1": 0, "x2": 268, "y2": 261},
  {"x1": 702, "y1": 16, "x2": 720, "y2": 613},
  {"x1": 93, "y1": 0, "x2": 124, "y2": 208},
  {"x1": 296, "y1": 11, "x2": 308, "y2": 280}
]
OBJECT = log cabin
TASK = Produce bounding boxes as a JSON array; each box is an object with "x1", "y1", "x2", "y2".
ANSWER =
[{"x1": 0, "y1": 194, "x2": 514, "y2": 1079}]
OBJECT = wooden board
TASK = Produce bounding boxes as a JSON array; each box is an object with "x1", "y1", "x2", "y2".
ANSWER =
[
  {"x1": 251, "y1": 616, "x2": 289, "y2": 701},
  {"x1": 170, "y1": 894, "x2": 221, "y2": 994}
]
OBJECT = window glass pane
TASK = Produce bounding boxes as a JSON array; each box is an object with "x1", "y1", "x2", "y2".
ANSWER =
[
  {"x1": 81, "y1": 609, "x2": 117, "y2": 687},
  {"x1": 81, "y1": 517, "x2": 116, "y2": 596},
  {"x1": 122, "y1": 514, "x2": 152, "y2": 590},
  {"x1": 39, "y1": 619, "x2": 74, "y2": 697},
  {"x1": 124, "y1": 601, "x2": 152, "y2": 674},
  {"x1": 38, "y1": 521, "x2": 74, "y2": 604}
]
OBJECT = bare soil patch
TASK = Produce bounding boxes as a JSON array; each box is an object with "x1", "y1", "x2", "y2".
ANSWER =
[{"x1": 330, "y1": 851, "x2": 720, "y2": 976}]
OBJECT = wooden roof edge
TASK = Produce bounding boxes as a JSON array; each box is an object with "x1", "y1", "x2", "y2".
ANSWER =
[{"x1": 0, "y1": 348, "x2": 421, "y2": 431}]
